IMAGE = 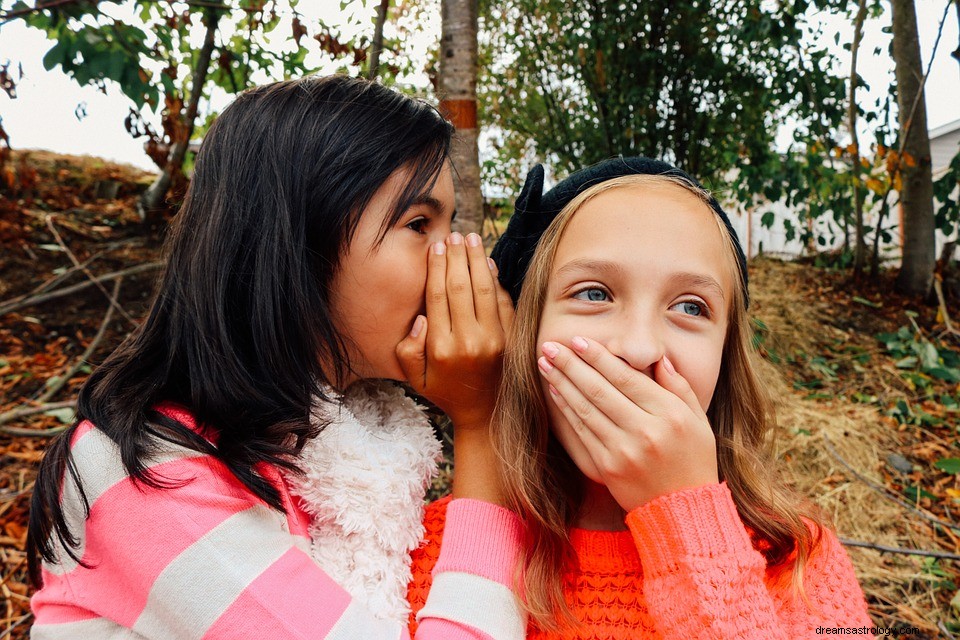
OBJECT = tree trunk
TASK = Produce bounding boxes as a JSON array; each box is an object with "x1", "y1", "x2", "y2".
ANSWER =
[
  {"x1": 850, "y1": 0, "x2": 868, "y2": 276},
  {"x1": 139, "y1": 8, "x2": 220, "y2": 218},
  {"x1": 367, "y1": 0, "x2": 390, "y2": 80},
  {"x1": 892, "y1": 0, "x2": 936, "y2": 297},
  {"x1": 953, "y1": 0, "x2": 960, "y2": 73},
  {"x1": 439, "y1": 0, "x2": 482, "y2": 236}
]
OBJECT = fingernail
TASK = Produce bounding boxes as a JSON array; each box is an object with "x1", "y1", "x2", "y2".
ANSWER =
[
  {"x1": 538, "y1": 356, "x2": 553, "y2": 374},
  {"x1": 410, "y1": 315, "x2": 425, "y2": 338},
  {"x1": 571, "y1": 336, "x2": 588, "y2": 353},
  {"x1": 449, "y1": 232, "x2": 463, "y2": 245},
  {"x1": 433, "y1": 242, "x2": 446, "y2": 255},
  {"x1": 549, "y1": 384, "x2": 559, "y2": 396},
  {"x1": 662, "y1": 355, "x2": 676, "y2": 375},
  {"x1": 541, "y1": 342, "x2": 559, "y2": 359},
  {"x1": 466, "y1": 232, "x2": 481, "y2": 247},
  {"x1": 487, "y1": 257, "x2": 497, "y2": 271}
]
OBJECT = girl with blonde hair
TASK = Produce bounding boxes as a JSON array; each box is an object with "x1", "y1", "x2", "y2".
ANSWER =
[{"x1": 409, "y1": 157, "x2": 873, "y2": 638}]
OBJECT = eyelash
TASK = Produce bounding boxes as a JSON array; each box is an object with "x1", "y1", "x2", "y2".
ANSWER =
[
  {"x1": 406, "y1": 216, "x2": 428, "y2": 235},
  {"x1": 571, "y1": 285, "x2": 610, "y2": 302},
  {"x1": 671, "y1": 299, "x2": 711, "y2": 318},
  {"x1": 571, "y1": 287, "x2": 711, "y2": 318}
]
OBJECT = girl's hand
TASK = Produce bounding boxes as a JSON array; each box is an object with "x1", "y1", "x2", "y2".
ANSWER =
[
  {"x1": 537, "y1": 336, "x2": 719, "y2": 513},
  {"x1": 396, "y1": 232, "x2": 514, "y2": 432}
]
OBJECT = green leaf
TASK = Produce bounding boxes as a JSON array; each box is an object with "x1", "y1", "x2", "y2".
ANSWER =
[
  {"x1": 895, "y1": 356, "x2": 918, "y2": 369},
  {"x1": 929, "y1": 367, "x2": 960, "y2": 382},
  {"x1": 902, "y1": 485, "x2": 937, "y2": 501},
  {"x1": 42, "y1": 39, "x2": 70, "y2": 71},
  {"x1": 918, "y1": 342, "x2": 940, "y2": 370},
  {"x1": 936, "y1": 459, "x2": 960, "y2": 474},
  {"x1": 852, "y1": 296, "x2": 881, "y2": 308}
]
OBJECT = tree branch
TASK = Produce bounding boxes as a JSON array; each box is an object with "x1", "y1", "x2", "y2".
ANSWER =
[
  {"x1": 840, "y1": 537, "x2": 960, "y2": 561},
  {"x1": 897, "y1": 0, "x2": 952, "y2": 156},
  {"x1": 823, "y1": 433, "x2": 960, "y2": 533},
  {"x1": 0, "y1": 262, "x2": 162, "y2": 317},
  {"x1": 45, "y1": 214, "x2": 135, "y2": 326},
  {"x1": 0, "y1": 401, "x2": 75, "y2": 434},
  {"x1": 36, "y1": 277, "x2": 121, "y2": 405},
  {"x1": 367, "y1": 0, "x2": 389, "y2": 80},
  {"x1": 139, "y1": 5, "x2": 222, "y2": 214}
]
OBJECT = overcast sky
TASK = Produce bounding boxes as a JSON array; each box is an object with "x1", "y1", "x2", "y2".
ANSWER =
[{"x1": 0, "y1": 0, "x2": 957, "y2": 172}]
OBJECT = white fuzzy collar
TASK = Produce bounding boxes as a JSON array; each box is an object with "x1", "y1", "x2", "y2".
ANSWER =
[{"x1": 283, "y1": 380, "x2": 442, "y2": 623}]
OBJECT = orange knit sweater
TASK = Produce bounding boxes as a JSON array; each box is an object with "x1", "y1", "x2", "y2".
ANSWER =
[{"x1": 408, "y1": 483, "x2": 875, "y2": 639}]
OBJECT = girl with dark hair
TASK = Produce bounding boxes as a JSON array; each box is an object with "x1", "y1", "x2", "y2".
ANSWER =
[
  {"x1": 27, "y1": 75, "x2": 525, "y2": 639},
  {"x1": 409, "y1": 158, "x2": 872, "y2": 638}
]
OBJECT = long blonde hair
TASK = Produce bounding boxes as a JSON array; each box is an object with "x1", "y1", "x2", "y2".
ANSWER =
[{"x1": 492, "y1": 174, "x2": 824, "y2": 630}]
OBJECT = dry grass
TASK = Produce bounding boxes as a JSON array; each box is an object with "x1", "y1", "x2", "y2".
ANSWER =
[{"x1": 751, "y1": 257, "x2": 955, "y2": 636}]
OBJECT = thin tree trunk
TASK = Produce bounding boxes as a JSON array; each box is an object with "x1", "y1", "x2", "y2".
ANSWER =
[
  {"x1": 872, "y1": 191, "x2": 892, "y2": 278},
  {"x1": 139, "y1": 8, "x2": 220, "y2": 218},
  {"x1": 953, "y1": 0, "x2": 960, "y2": 74},
  {"x1": 892, "y1": 0, "x2": 936, "y2": 297},
  {"x1": 850, "y1": 0, "x2": 868, "y2": 276},
  {"x1": 439, "y1": 0, "x2": 482, "y2": 236},
  {"x1": 367, "y1": 0, "x2": 390, "y2": 80}
]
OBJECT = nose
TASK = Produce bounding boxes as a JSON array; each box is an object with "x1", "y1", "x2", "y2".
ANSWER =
[{"x1": 603, "y1": 309, "x2": 665, "y2": 378}]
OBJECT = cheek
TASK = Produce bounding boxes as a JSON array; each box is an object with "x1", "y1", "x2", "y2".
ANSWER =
[
  {"x1": 371, "y1": 247, "x2": 429, "y2": 317},
  {"x1": 676, "y1": 341, "x2": 725, "y2": 412},
  {"x1": 535, "y1": 314, "x2": 580, "y2": 353}
]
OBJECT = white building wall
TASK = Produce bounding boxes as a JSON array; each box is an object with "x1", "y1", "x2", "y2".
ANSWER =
[{"x1": 724, "y1": 120, "x2": 960, "y2": 263}]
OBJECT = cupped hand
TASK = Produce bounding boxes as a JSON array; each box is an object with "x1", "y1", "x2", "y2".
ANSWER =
[
  {"x1": 396, "y1": 232, "x2": 514, "y2": 431},
  {"x1": 537, "y1": 336, "x2": 719, "y2": 512}
]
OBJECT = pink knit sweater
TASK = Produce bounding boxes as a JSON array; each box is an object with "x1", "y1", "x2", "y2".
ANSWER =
[{"x1": 31, "y1": 404, "x2": 527, "y2": 639}]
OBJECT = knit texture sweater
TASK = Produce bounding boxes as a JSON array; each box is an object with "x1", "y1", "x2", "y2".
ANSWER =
[{"x1": 408, "y1": 483, "x2": 875, "y2": 639}]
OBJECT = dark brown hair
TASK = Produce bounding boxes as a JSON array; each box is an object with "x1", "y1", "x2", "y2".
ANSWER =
[{"x1": 27, "y1": 75, "x2": 454, "y2": 585}]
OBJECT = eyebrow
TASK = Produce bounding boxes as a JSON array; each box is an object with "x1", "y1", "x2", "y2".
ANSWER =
[
  {"x1": 410, "y1": 194, "x2": 444, "y2": 214},
  {"x1": 667, "y1": 272, "x2": 726, "y2": 301},
  {"x1": 409, "y1": 194, "x2": 457, "y2": 222},
  {"x1": 555, "y1": 259, "x2": 626, "y2": 280}
]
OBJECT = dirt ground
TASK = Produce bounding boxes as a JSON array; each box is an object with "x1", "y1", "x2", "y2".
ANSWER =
[{"x1": 2, "y1": 151, "x2": 960, "y2": 638}]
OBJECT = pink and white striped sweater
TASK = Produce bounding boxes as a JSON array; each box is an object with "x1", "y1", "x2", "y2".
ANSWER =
[{"x1": 30, "y1": 405, "x2": 526, "y2": 639}]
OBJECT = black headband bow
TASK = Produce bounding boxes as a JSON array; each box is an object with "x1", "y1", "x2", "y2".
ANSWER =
[{"x1": 490, "y1": 156, "x2": 749, "y2": 309}]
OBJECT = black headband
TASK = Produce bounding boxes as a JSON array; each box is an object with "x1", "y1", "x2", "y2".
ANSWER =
[{"x1": 490, "y1": 156, "x2": 749, "y2": 309}]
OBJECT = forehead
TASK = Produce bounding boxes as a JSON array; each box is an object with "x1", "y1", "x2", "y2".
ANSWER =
[{"x1": 552, "y1": 183, "x2": 734, "y2": 290}]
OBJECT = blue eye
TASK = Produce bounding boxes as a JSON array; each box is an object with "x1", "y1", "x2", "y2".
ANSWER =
[
  {"x1": 671, "y1": 301, "x2": 706, "y2": 317},
  {"x1": 573, "y1": 288, "x2": 609, "y2": 302},
  {"x1": 406, "y1": 217, "x2": 427, "y2": 235}
]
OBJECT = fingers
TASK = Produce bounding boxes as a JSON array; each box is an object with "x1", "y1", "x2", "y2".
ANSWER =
[
  {"x1": 566, "y1": 336, "x2": 675, "y2": 418},
  {"x1": 653, "y1": 355, "x2": 708, "y2": 419},
  {"x1": 540, "y1": 340, "x2": 655, "y2": 431},
  {"x1": 538, "y1": 354, "x2": 613, "y2": 457},
  {"x1": 465, "y1": 232, "x2": 500, "y2": 328},
  {"x1": 490, "y1": 259, "x2": 515, "y2": 335},
  {"x1": 444, "y1": 232, "x2": 476, "y2": 330},
  {"x1": 396, "y1": 315, "x2": 428, "y2": 391},
  {"x1": 425, "y1": 242, "x2": 451, "y2": 336}
]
